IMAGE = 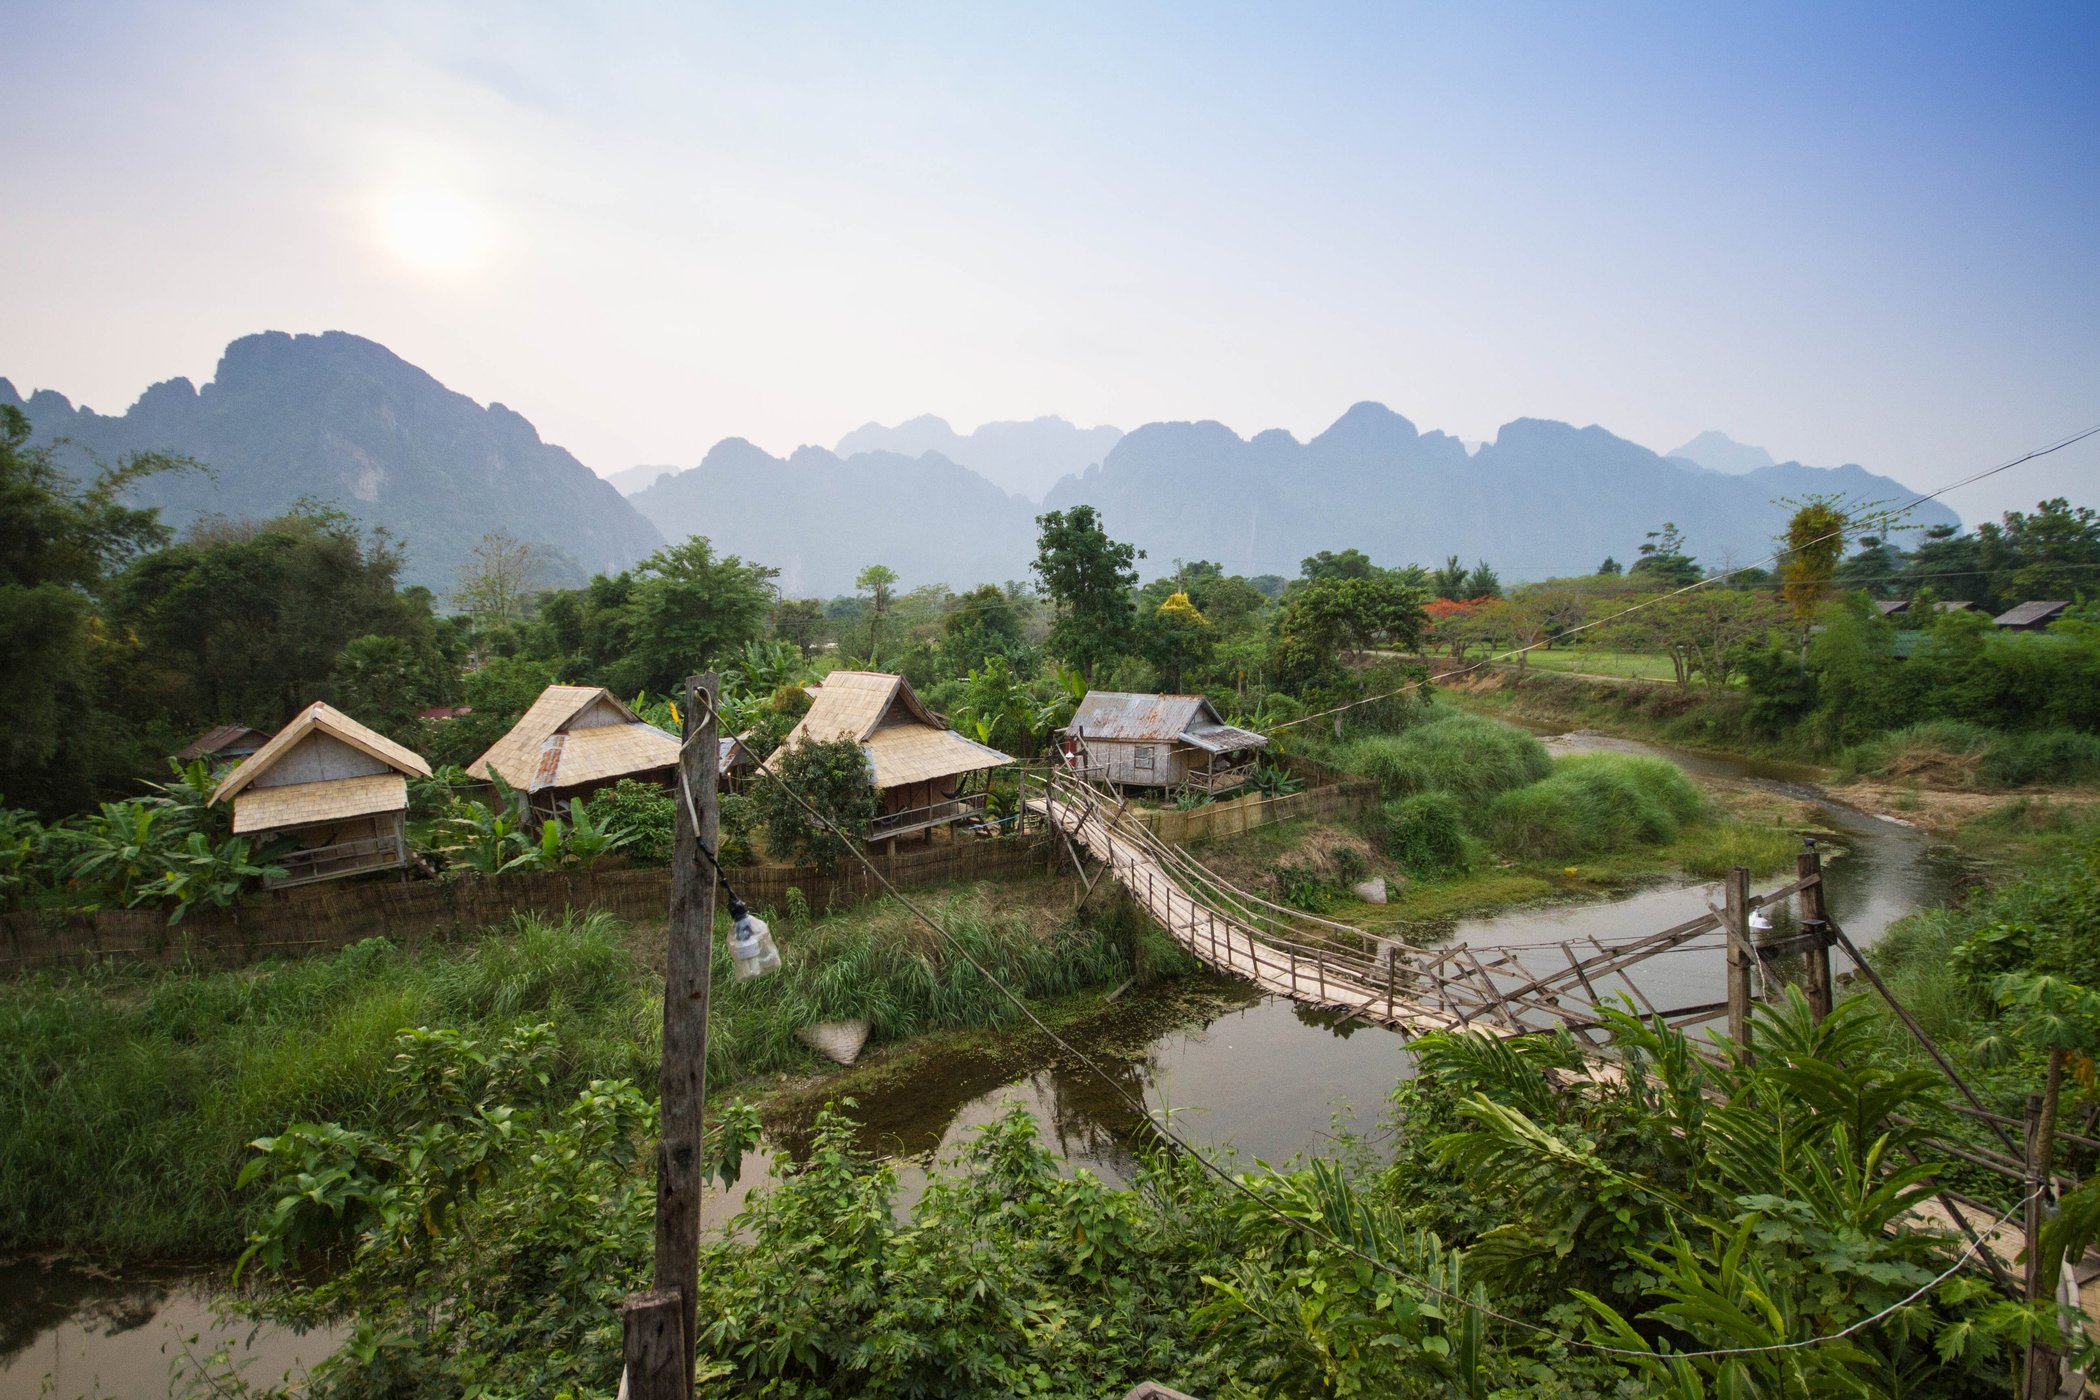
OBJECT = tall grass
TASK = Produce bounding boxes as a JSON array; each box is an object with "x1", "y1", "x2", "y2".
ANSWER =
[
  {"x1": 1483, "y1": 752, "x2": 1706, "y2": 860},
  {"x1": 1838, "y1": 720, "x2": 2100, "y2": 790},
  {"x1": 1333, "y1": 709, "x2": 1552, "y2": 804},
  {"x1": 0, "y1": 885, "x2": 1149, "y2": 1259},
  {"x1": 0, "y1": 912, "x2": 653, "y2": 1258}
]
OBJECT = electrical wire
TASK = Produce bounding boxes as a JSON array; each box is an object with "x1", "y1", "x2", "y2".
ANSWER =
[{"x1": 721, "y1": 719, "x2": 2037, "y2": 1361}]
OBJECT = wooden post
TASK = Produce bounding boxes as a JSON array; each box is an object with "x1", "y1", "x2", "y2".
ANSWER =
[
  {"x1": 1723, "y1": 866, "x2": 1753, "y2": 1056},
  {"x1": 621, "y1": 1290, "x2": 685, "y2": 1400},
  {"x1": 637, "y1": 672, "x2": 719, "y2": 1399},
  {"x1": 1797, "y1": 842, "x2": 1833, "y2": 1023},
  {"x1": 2022, "y1": 1091, "x2": 2062, "y2": 1400}
]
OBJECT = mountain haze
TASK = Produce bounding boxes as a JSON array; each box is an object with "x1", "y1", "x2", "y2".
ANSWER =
[
  {"x1": 2, "y1": 332, "x2": 662, "y2": 592},
  {"x1": 1666, "y1": 430, "x2": 1780, "y2": 475},
  {"x1": 834, "y1": 414, "x2": 1123, "y2": 501},
  {"x1": 627, "y1": 441, "x2": 1037, "y2": 597},
  {"x1": 1039, "y1": 404, "x2": 1957, "y2": 581}
]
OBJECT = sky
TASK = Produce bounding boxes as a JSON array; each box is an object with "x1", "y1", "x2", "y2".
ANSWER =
[{"x1": 2, "y1": 1, "x2": 2096, "y2": 521}]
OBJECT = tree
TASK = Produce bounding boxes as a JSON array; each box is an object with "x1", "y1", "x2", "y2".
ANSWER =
[
  {"x1": 1778, "y1": 497, "x2": 1851, "y2": 624},
  {"x1": 1299, "y1": 549, "x2": 1379, "y2": 583},
  {"x1": 771, "y1": 598, "x2": 826, "y2": 656},
  {"x1": 1833, "y1": 535, "x2": 1901, "y2": 597},
  {"x1": 1032, "y1": 506, "x2": 1143, "y2": 682},
  {"x1": 111, "y1": 506, "x2": 442, "y2": 740},
  {"x1": 1999, "y1": 498, "x2": 2100, "y2": 603},
  {"x1": 1597, "y1": 556, "x2": 1623, "y2": 576},
  {"x1": 1630, "y1": 522, "x2": 1702, "y2": 588},
  {"x1": 1272, "y1": 573, "x2": 1429, "y2": 686},
  {"x1": 329, "y1": 634, "x2": 431, "y2": 739},
  {"x1": 0, "y1": 404, "x2": 187, "y2": 812},
  {"x1": 1462, "y1": 561, "x2": 1502, "y2": 600},
  {"x1": 1139, "y1": 591, "x2": 1214, "y2": 692},
  {"x1": 855, "y1": 564, "x2": 899, "y2": 657},
  {"x1": 936, "y1": 584, "x2": 1026, "y2": 675},
  {"x1": 626, "y1": 537, "x2": 778, "y2": 694},
  {"x1": 452, "y1": 531, "x2": 546, "y2": 628},
  {"x1": 1429, "y1": 555, "x2": 1471, "y2": 601},
  {"x1": 749, "y1": 735, "x2": 877, "y2": 871}
]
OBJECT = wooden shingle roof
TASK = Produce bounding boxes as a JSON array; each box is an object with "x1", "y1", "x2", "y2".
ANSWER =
[{"x1": 212, "y1": 703, "x2": 430, "y2": 804}]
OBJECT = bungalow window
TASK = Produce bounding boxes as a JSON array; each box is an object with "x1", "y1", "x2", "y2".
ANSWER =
[{"x1": 1133, "y1": 745, "x2": 1155, "y2": 772}]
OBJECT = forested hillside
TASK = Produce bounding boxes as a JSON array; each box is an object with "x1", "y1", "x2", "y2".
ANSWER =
[{"x1": 2, "y1": 332, "x2": 662, "y2": 591}]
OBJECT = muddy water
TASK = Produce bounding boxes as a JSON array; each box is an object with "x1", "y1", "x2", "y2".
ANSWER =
[
  {"x1": 5, "y1": 726, "x2": 1963, "y2": 1398},
  {"x1": 0, "y1": 1261, "x2": 344, "y2": 1400}
]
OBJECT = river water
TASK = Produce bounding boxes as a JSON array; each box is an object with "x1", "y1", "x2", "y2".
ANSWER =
[{"x1": 1, "y1": 727, "x2": 1966, "y2": 1399}]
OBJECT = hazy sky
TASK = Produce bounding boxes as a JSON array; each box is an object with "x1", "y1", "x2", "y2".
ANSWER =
[{"x1": 3, "y1": 1, "x2": 2095, "y2": 520}]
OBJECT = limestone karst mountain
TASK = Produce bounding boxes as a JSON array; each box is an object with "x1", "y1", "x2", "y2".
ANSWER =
[{"x1": 2, "y1": 331, "x2": 662, "y2": 592}]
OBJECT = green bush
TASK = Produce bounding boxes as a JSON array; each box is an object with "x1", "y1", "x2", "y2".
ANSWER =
[
  {"x1": 1977, "y1": 729, "x2": 2100, "y2": 789},
  {"x1": 1335, "y1": 710, "x2": 1550, "y2": 804},
  {"x1": 1381, "y1": 791, "x2": 1471, "y2": 877},
  {"x1": 1484, "y1": 752, "x2": 1705, "y2": 860},
  {"x1": 1840, "y1": 721, "x2": 2100, "y2": 790},
  {"x1": 585, "y1": 779, "x2": 678, "y2": 865}
]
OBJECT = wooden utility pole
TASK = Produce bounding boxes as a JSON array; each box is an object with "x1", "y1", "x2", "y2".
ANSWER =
[
  {"x1": 2022, "y1": 1091, "x2": 2063, "y2": 1400},
  {"x1": 1723, "y1": 865, "x2": 1753, "y2": 1055},
  {"x1": 1796, "y1": 841, "x2": 1834, "y2": 1023},
  {"x1": 627, "y1": 672, "x2": 719, "y2": 1400}
]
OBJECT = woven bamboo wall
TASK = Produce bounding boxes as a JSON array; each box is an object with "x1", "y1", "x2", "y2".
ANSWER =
[
  {"x1": 0, "y1": 836, "x2": 1053, "y2": 976},
  {"x1": 1123, "y1": 778, "x2": 1379, "y2": 845}
]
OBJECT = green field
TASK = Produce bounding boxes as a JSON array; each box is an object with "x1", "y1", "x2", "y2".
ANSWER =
[{"x1": 1501, "y1": 647, "x2": 1684, "y2": 681}]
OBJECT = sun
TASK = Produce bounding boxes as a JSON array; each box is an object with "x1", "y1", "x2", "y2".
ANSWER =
[{"x1": 377, "y1": 189, "x2": 487, "y2": 273}]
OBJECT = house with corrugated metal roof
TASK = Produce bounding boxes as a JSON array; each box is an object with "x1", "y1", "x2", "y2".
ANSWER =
[
  {"x1": 211, "y1": 702, "x2": 431, "y2": 888},
  {"x1": 766, "y1": 671, "x2": 1011, "y2": 841},
  {"x1": 1062, "y1": 692, "x2": 1269, "y2": 796},
  {"x1": 174, "y1": 723, "x2": 270, "y2": 767},
  {"x1": 1992, "y1": 601, "x2": 2071, "y2": 631},
  {"x1": 469, "y1": 684, "x2": 681, "y2": 821}
]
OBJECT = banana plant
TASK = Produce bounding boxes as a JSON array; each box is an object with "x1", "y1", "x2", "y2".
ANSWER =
[
  {"x1": 56, "y1": 801, "x2": 182, "y2": 903},
  {"x1": 136, "y1": 833, "x2": 287, "y2": 922},
  {"x1": 562, "y1": 799, "x2": 635, "y2": 866}
]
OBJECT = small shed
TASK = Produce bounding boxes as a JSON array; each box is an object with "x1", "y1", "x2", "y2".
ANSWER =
[
  {"x1": 175, "y1": 724, "x2": 270, "y2": 767},
  {"x1": 767, "y1": 671, "x2": 1011, "y2": 841},
  {"x1": 469, "y1": 685, "x2": 680, "y2": 820},
  {"x1": 1993, "y1": 601, "x2": 2071, "y2": 631},
  {"x1": 719, "y1": 735, "x2": 757, "y2": 792},
  {"x1": 1062, "y1": 692, "x2": 1269, "y2": 795},
  {"x1": 211, "y1": 703, "x2": 431, "y2": 889},
  {"x1": 1877, "y1": 599, "x2": 1976, "y2": 619}
]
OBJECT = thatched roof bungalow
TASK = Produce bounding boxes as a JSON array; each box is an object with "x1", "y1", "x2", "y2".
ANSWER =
[
  {"x1": 469, "y1": 685, "x2": 680, "y2": 819},
  {"x1": 1062, "y1": 692, "x2": 1268, "y2": 795},
  {"x1": 211, "y1": 702, "x2": 431, "y2": 889},
  {"x1": 767, "y1": 671, "x2": 1011, "y2": 841}
]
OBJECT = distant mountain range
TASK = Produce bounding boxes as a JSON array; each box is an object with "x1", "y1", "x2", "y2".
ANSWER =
[
  {"x1": 832, "y1": 414, "x2": 1123, "y2": 500},
  {"x1": 2, "y1": 332, "x2": 661, "y2": 592},
  {"x1": 6, "y1": 331, "x2": 1957, "y2": 600},
  {"x1": 628, "y1": 440, "x2": 1038, "y2": 597},
  {"x1": 1666, "y1": 430, "x2": 1780, "y2": 475}
]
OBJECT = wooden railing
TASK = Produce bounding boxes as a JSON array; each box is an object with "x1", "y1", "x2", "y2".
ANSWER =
[
  {"x1": 868, "y1": 791, "x2": 988, "y2": 839},
  {"x1": 266, "y1": 834, "x2": 406, "y2": 890}
]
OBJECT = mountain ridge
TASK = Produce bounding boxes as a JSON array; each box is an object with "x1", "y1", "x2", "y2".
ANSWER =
[{"x1": 2, "y1": 331, "x2": 662, "y2": 592}]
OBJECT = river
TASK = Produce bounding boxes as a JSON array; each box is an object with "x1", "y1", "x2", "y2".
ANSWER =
[{"x1": 1, "y1": 727, "x2": 1965, "y2": 1399}]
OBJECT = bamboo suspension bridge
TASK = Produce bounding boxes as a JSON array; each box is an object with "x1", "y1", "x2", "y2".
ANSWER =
[{"x1": 1025, "y1": 767, "x2": 1818, "y2": 1046}]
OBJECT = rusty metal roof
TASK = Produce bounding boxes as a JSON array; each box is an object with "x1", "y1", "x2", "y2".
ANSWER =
[
  {"x1": 175, "y1": 724, "x2": 269, "y2": 762},
  {"x1": 1993, "y1": 600, "x2": 2070, "y2": 628},
  {"x1": 1066, "y1": 692, "x2": 1266, "y2": 751}
]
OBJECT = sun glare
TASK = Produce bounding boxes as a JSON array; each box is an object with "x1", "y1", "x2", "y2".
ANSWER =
[{"x1": 377, "y1": 189, "x2": 487, "y2": 273}]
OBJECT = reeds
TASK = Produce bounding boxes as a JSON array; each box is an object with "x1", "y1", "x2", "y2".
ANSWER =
[{"x1": 1483, "y1": 752, "x2": 1706, "y2": 861}]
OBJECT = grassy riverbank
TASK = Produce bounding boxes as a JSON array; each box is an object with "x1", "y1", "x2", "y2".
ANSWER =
[{"x1": 0, "y1": 877, "x2": 1168, "y2": 1260}]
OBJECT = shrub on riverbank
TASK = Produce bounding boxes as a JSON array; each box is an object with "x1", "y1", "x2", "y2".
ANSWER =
[
  {"x1": 1380, "y1": 791, "x2": 1472, "y2": 876},
  {"x1": 1333, "y1": 708, "x2": 1551, "y2": 803},
  {"x1": 1483, "y1": 751, "x2": 1705, "y2": 860},
  {"x1": 1839, "y1": 720, "x2": 2100, "y2": 790}
]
